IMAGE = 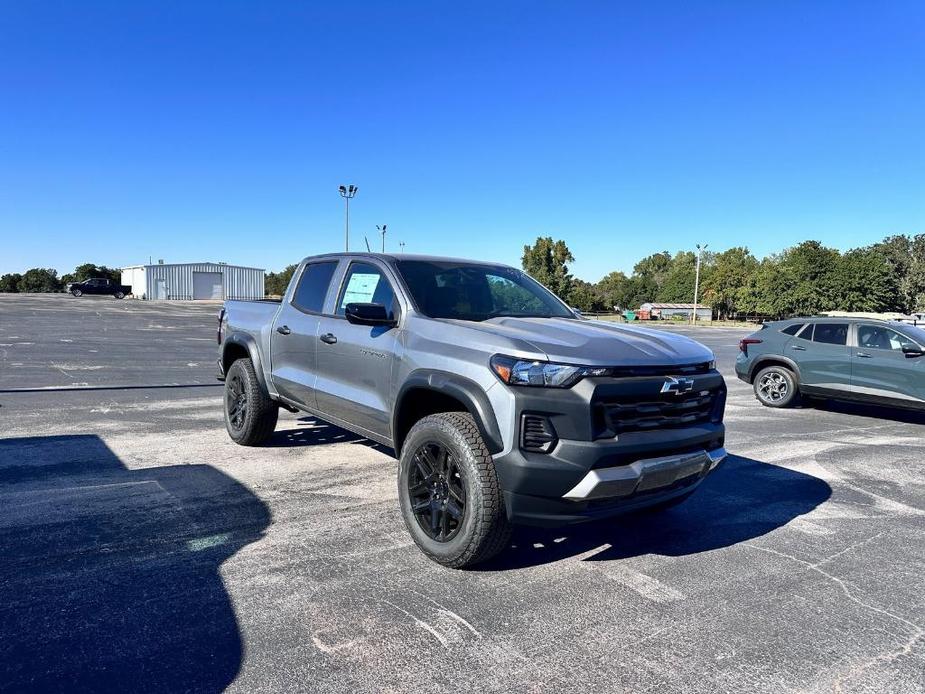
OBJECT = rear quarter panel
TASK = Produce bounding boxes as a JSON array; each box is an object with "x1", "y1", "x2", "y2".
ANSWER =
[{"x1": 223, "y1": 300, "x2": 282, "y2": 395}]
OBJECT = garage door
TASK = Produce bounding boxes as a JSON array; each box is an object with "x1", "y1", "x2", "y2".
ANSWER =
[{"x1": 192, "y1": 272, "x2": 223, "y2": 300}]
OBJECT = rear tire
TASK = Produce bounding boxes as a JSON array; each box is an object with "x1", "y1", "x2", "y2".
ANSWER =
[
  {"x1": 398, "y1": 412, "x2": 511, "y2": 568},
  {"x1": 114, "y1": 291, "x2": 125, "y2": 299},
  {"x1": 224, "y1": 358, "x2": 278, "y2": 445},
  {"x1": 754, "y1": 365, "x2": 799, "y2": 408}
]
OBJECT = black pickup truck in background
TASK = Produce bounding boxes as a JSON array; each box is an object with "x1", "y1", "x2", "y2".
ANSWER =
[{"x1": 68, "y1": 278, "x2": 132, "y2": 299}]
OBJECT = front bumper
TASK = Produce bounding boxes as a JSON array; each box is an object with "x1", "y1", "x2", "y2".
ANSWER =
[
  {"x1": 563, "y1": 446, "x2": 726, "y2": 500},
  {"x1": 490, "y1": 369, "x2": 728, "y2": 526}
]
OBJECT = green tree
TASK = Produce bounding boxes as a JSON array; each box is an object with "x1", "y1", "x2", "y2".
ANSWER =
[
  {"x1": 871, "y1": 235, "x2": 912, "y2": 311},
  {"x1": 658, "y1": 251, "x2": 699, "y2": 303},
  {"x1": 777, "y1": 240, "x2": 841, "y2": 316},
  {"x1": 566, "y1": 279, "x2": 603, "y2": 312},
  {"x1": 902, "y1": 235, "x2": 925, "y2": 312},
  {"x1": 701, "y1": 247, "x2": 758, "y2": 319},
  {"x1": 18, "y1": 268, "x2": 63, "y2": 293},
  {"x1": 0, "y1": 273, "x2": 22, "y2": 292},
  {"x1": 521, "y1": 237, "x2": 574, "y2": 299},
  {"x1": 265, "y1": 264, "x2": 298, "y2": 296},
  {"x1": 833, "y1": 248, "x2": 897, "y2": 311},
  {"x1": 595, "y1": 270, "x2": 632, "y2": 310}
]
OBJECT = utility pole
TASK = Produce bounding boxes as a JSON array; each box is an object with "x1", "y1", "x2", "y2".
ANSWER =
[
  {"x1": 692, "y1": 243, "x2": 708, "y2": 325},
  {"x1": 338, "y1": 185, "x2": 358, "y2": 251},
  {"x1": 377, "y1": 224, "x2": 387, "y2": 252}
]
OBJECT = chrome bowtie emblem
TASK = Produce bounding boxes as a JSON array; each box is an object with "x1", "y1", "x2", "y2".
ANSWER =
[{"x1": 661, "y1": 376, "x2": 694, "y2": 395}]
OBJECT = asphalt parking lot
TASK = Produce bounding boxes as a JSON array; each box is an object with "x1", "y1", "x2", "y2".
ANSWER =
[{"x1": 1, "y1": 293, "x2": 923, "y2": 693}]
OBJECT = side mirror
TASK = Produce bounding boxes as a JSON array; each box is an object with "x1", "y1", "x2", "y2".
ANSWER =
[
  {"x1": 902, "y1": 344, "x2": 924, "y2": 358},
  {"x1": 344, "y1": 303, "x2": 396, "y2": 327}
]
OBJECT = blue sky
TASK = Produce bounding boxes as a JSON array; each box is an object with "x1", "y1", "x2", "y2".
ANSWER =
[{"x1": 1, "y1": 1, "x2": 923, "y2": 281}]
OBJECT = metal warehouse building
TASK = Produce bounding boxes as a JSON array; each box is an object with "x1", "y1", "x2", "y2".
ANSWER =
[
  {"x1": 639, "y1": 302, "x2": 713, "y2": 321},
  {"x1": 120, "y1": 262, "x2": 265, "y2": 301}
]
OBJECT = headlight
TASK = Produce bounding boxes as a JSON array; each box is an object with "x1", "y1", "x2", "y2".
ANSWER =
[{"x1": 490, "y1": 355, "x2": 607, "y2": 388}]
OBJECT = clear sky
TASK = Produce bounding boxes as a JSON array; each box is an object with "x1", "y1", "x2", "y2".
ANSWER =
[{"x1": 1, "y1": 1, "x2": 923, "y2": 281}]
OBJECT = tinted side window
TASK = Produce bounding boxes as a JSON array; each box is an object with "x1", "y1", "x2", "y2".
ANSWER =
[
  {"x1": 812, "y1": 323, "x2": 848, "y2": 345},
  {"x1": 796, "y1": 323, "x2": 814, "y2": 340},
  {"x1": 336, "y1": 263, "x2": 397, "y2": 319},
  {"x1": 858, "y1": 325, "x2": 912, "y2": 352},
  {"x1": 781, "y1": 323, "x2": 804, "y2": 336},
  {"x1": 292, "y1": 262, "x2": 338, "y2": 313}
]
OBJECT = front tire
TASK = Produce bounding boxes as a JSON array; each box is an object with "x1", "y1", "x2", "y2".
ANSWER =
[
  {"x1": 223, "y1": 358, "x2": 278, "y2": 445},
  {"x1": 72, "y1": 289, "x2": 82, "y2": 297},
  {"x1": 754, "y1": 365, "x2": 799, "y2": 408},
  {"x1": 398, "y1": 412, "x2": 511, "y2": 568}
]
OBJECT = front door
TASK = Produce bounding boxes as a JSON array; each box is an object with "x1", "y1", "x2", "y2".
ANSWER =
[
  {"x1": 851, "y1": 323, "x2": 925, "y2": 405},
  {"x1": 269, "y1": 260, "x2": 340, "y2": 409},
  {"x1": 791, "y1": 322, "x2": 851, "y2": 393},
  {"x1": 314, "y1": 260, "x2": 402, "y2": 438}
]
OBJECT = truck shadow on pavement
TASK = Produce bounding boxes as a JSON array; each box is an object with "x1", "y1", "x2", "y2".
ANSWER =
[
  {"x1": 264, "y1": 416, "x2": 390, "y2": 454},
  {"x1": 482, "y1": 454, "x2": 832, "y2": 570},
  {"x1": 0, "y1": 434, "x2": 271, "y2": 693}
]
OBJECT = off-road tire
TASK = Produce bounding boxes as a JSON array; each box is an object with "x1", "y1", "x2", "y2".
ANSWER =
[
  {"x1": 398, "y1": 412, "x2": 511, "y2": 568},
  {"x1": 224, "y1": 358, "x2": 278, "y2": 445},
  {"x1": 754, "y1": 365, "x2": 799, "y2": 408}
]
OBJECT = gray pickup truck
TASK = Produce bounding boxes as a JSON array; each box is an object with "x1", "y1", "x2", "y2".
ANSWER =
[{"x1": 218, "y1": 253, "x2": 727, "y2": 567}]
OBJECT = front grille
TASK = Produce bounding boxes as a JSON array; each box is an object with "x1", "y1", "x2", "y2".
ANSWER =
[{"x1": 595, "y1": 390, "x2": 717, "y2": 436}]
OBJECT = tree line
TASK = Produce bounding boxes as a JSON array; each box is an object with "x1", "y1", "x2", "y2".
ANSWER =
[
  {"x1": 0, "y1": 264, "x2": 121, "y2": 293},
  {"x1": 522, "y1": 234, "x2": 925, "y2": 319}
]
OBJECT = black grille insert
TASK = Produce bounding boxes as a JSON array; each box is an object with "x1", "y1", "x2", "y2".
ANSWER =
[
  {"x1": 521, "y1": 414, "x2": 558, "y2": 453},
  {"x1": 595, "y1": 390, "x2": 717, "y2": 436}
]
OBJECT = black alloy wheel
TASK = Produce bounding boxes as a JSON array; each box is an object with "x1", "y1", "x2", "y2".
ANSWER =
[
  {"x1": 225, "y1": 371, "x2": 248, "y2": 432},
  {"x1": 407, "y1": 441, "x2": 467, "y2": 542}
]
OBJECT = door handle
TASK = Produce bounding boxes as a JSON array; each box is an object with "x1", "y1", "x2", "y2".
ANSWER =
[
  {"x1": 856, "y1": 351, "x2": 872, "y2": 358},
  {"x1": 276, "y1": 325, "x2": 291, "y2": 335},
  {"x1": 320, "y1": 333, "x2": 337, "y2": 344},
  {"x1": 791, "y1": 345, "x2": 806, "y2": 351}
]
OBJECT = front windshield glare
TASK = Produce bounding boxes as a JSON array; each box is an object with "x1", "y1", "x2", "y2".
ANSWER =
[{"x1": 394, "y1": 260, "x2": 575, "y2": 321}]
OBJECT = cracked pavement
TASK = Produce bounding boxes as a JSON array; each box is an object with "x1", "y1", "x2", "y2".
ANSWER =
[{"x1": 0, "y1": 294, "x2": 923, "y2": 692}]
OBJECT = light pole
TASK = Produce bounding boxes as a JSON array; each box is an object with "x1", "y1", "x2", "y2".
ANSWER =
[
  {"x1": 377, "y1": 224, "x2": 387, "y2": 253},
  {"x1": 338, "y1": 184, "x2": 358, "y2": 251},
  {"x1": 399, "y1": 241, "x2": 406, "y2": 253},
  {"x1": 692, "y1": 243, "x2": 708, "y2": 324}
]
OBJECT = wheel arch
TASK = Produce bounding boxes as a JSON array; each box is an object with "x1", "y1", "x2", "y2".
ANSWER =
[
  {"x1": 393, "y1": 371, "x2": 504, "y2": 456},
  {"x1": 222, "y1": 333, "x2": 269, "y2": 393},
  {"x1": 750, "y1": 356, "x2": 801, "y2": 384}
]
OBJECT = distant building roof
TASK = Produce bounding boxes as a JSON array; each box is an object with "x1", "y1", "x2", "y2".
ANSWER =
[{"x1": 640, "y1": 302, "x2": 712, "y2": 309}]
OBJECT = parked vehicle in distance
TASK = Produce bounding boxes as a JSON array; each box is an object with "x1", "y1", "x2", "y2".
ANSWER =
[
  {"x1": 736, "y1": 317, "x2": 925, "y2": 410},
  {"x1": 68, "y1": 278, "x2": 132, "y2": 299},
  {"x1": 218, "y1": 253, "x2": 727, "y2": 568}
]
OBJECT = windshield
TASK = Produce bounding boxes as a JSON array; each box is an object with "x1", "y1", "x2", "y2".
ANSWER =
[{"x1": 394, "y1": 260, "x2": 576, "y2": 321}]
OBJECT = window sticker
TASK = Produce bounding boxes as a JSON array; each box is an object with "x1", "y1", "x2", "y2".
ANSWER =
[{"x1": 341, "y1": 272, "x2": 381, "y2": 307}]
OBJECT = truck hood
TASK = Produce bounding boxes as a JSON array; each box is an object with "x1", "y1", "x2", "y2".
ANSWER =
[{"x1": 444, "y1": 316, "x2": 715, "y2": 366}]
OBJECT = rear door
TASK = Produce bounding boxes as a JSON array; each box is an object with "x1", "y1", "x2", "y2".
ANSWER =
[
  {"x1": 269, "y1": 260, "x2": 340, "y2": 408},
  {"x1": 851, "y1": 323, "x2": 925, "y2": 405},
  {"x1": 791, "y1": 322, "x2": 851, "y2": 393},
  {"x1": 314, "y1": 260, "x2": 402, "y2": 438}
]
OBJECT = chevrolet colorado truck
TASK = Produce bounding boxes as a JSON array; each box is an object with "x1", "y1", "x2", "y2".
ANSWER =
[{"x1": 218, "y1": 253, "x2": 727, "y2": 567}]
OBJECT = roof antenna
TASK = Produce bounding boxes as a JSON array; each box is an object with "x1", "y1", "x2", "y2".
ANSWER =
[{"x1": 364, "y1": 236, "x2": 371, "y2": 252}]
